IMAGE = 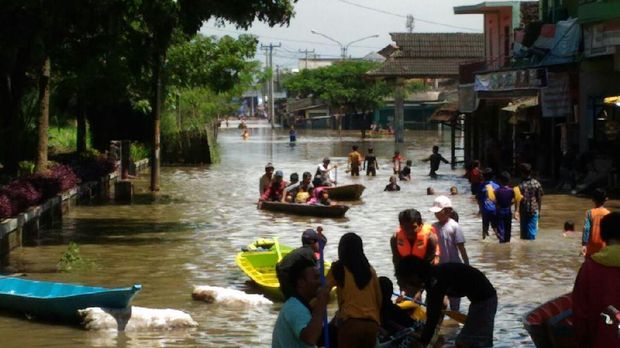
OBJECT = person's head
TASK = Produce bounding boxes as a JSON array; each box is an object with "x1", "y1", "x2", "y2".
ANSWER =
[
  {"x1": 288, "y1": 258, "x2": 320, "y2": 299},
  {"x1": 473, "y1": 160, "x2": 480, "y2": 168},
  {"x1": 600, "y1": 212, "x2": 620, "y2": 244},
  {"x1": 498, "y1": 171, "x2": 511, "y2": 186},
  {"x1": 427, "y1": 187, "x2": 435, "y2": 195},
  {"x1": 406, "y1": 160, "x2": 412, "y2": 166},
  {"x1": 398, "y1": 209, "x2": 423, "y2": 239},
  {"x1": 289, "y1": 172, "x2": 299, "y2": 184},
  {"x1": 519, "y1": 163, "x2": 532, "y2": 178},
  {"x1": 592, "y1": 188, "x2": 607, "y2": 207},
  {"x1": 320, "y1": 190, "x2": 330, "y2": 201},
  {"x1": 352, "y1": 145, "x2": 358, "y2": 151},
  {"x1": 302, "y1": 228, "x2": 320, "y2": 252},
  {"x1": 449, "y1": 186, "x2": 458, "y2": 195},
  {"x1": 302, "y1": 171, "x2": 312, "y2": 184},
  {"x1": 337, "y1": 232, "x2": 371, "y2": 289},
  {"x1": 265, "y1": 163, "x2": 274, "y2": 175},
  {"x1": 395, "y1": 256, "x2": 432, "y2": 296},
  {"x1": 483, "y1": 168, "x2": 494, "y2": 181},
  {"x1": 563, "y1": 220, "x2": 575, "y2": 232},
  {"x1": 389, "y1": 175, "x2": 397, "y2": 184},
  {"x1": 394, "y1": 151, "x2": 400, "y2": 156},
  {"x1": 323, "y1": 157, "x2": 330, "y2": 165},
  {"x1": 432, "y1": 145, "x2": 439, "y2": 153},
  {"x1": 429, "y1": 195, "x2": 452, "y2": 224},
  {"x1": 274, "y1": 170, "x2": 284, "y2": 182},
  {"x1": 368, "y1": 147, "x2": 374, "y2": 154},
  {"x1": 378, "y1": 276, "x2": 394, "y2": 305}
]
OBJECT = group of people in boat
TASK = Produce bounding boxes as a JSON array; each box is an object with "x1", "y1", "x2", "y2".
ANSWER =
[
  {"x1": 258, "y1": 159, "x2": 339, "y2": 206},
  {"x1": 272, "y1": 195, "x2": 497, "y2": 348}
]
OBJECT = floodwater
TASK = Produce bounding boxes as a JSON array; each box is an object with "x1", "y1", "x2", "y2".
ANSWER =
[{"x1": 0, "y1": 121, "x2": 606, "y2": 347}]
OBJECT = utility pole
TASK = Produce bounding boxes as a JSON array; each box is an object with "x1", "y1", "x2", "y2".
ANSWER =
[
  {"x1": 299, "y1": 48, "x2": 315, "y2": 69},
  {"x1": 261, "y1": 43, "x2": 281, "y2": 129}
]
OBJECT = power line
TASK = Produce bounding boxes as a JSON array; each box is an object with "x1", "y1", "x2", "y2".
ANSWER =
[
  {"x1": 335, "y1": 0, "x2": 481, "y2": 32},
  {"x1": 203, "y1": 26, "x2": 384, "y2": 50}
]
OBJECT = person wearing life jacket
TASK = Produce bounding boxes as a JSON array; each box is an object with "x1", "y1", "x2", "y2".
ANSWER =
[
  {"x1": 390, "y1": 208, "x2": 439, "y2": 268},
  {"x1": 582, "y1": 188, "x2": 610, "y2": 257}
]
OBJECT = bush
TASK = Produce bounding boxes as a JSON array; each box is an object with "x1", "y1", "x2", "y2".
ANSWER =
[
  {"x1": 0, "y1": 194, "x2": 11, "y2": 219},
  {"x1": 29, "y1": 164, "x2": 80, "y2": 200},
  {"x1": 0, "y1": 179, "x2": 43, "y2": 214},
  {"x1": 130, "y1": 142, "x2": 149, "y2": 162}
]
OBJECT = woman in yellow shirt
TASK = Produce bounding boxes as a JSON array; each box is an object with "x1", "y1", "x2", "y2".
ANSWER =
[{"x1": 326, "y1": 233, "x2": 382, "y2": 348}]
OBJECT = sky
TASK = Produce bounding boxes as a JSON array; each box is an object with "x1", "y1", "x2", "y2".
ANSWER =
[{"x1": 200, "y1": 0, "x2": 489, "y2": 69}]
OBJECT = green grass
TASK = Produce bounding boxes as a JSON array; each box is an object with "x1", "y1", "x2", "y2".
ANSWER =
[
  {"x1": 48, "y1": 125, "x2": 91, "y2": 153},
  {"x1": 130, "y1": 142, "x2": 150, "y2": 161}
]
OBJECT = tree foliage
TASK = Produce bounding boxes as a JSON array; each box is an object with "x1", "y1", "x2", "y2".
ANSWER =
[{"x1": 284, "y1": 61, "x2": 390, "y2": 115}]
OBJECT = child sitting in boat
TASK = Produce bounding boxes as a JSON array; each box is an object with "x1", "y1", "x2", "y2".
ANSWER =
[
  {"x1": 308, "y1": 187, "x2": 331, "y2": 206},
  {"x1": 385, "y1": 176, "x2": 401, "y2": 191},
  {"x1": 378, "y1": 276, "x2": 416, "y2": 338}
]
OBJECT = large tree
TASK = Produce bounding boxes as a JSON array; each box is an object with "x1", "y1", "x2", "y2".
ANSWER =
[{"x1": 284, "y1": 60, "x2": 390, "y2": 135}]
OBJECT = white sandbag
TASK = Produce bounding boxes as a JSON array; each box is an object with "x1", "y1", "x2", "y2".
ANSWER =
[
  {"x1": 192, "y1": 285, "x2": 273, "y2": 306},
  {"x1": 79, "y1": 306, "x2": 198, "y2": 331}
]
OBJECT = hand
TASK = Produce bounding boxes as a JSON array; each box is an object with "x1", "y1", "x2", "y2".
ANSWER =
[
  {"x1": 314, "y1": 286, "x2": 330, "y2": 308},
  {"x1": 581, "y1": 246, "x2": 587, "y2": 256}
]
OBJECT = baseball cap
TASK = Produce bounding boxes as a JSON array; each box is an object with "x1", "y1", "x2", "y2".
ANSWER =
[
  {"x1": 275, "y1": 170, "x2": 284, "y2": 177},
  {"x1": 301, "y1": 229, "x2": 319, "y2": 245},
  {"x1": 429, "y1": 195, "x2": 452, "y2": 213},
  {"x1": 265, "y1": 162, "x2": 274, "y2": 169}
]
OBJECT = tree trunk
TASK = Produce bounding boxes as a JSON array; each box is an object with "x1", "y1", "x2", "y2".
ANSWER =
[
  {"x1": 394, "y1": 80, "x2": 405, "y2": 143},
  {"x1": 35, "y1": 56, "x2": 51, "y2": 173},
  {"x1": 76, "y1": 95, "x2": 87, "y2": 153},
  {"x1": 150, "y1": 51, "x2": 163, "y2": 192}
]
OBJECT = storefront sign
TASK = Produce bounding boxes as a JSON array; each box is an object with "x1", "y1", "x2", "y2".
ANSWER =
[
  {"x1": 583, "y1": 21, "x2": 620, "y2": 57},
  {"x1": 541, "y1": 72, "x2": 572, "y2": 118},
  {"x1": 474, "y1": 68, "x2": 547, "y2": 92}
]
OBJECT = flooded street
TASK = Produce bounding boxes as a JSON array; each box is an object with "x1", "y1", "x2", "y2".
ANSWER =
[{"x1": 0, "y1": 124, "x2": 602, "y2": 347}]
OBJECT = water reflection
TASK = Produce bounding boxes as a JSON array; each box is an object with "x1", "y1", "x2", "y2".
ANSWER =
[{"x1": 0, "y1": 126, "x2": 596, "y2": 347}]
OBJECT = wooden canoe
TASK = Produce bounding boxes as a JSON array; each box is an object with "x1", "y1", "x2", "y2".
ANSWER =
[
  {"x1": 0, "y1": 276, "x2": 141, "y2": 323},
  {"x1": 324, "y1": 184, "x2": 365, "y2": 200},
  {"x1": 523, "y1": 293, "x2": 577, "y2": 348},
  {"x1": 236, "y1": 239, "x2": 330, "y2": 299},
  {"x1": 259, "y1": 201, "x2": 349, "y2": 218}
]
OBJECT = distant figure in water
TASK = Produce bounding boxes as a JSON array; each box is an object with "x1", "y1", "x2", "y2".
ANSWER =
[
  {"x1": 427, "y1": 187, "x2": 435, "y2": 195},
  {"x1": 563, "y1": 220, "x2": 576, "y2": 238},
  {"x1": 289, "y1": 126, "x2": 297, "y2": 143},
  {"x1": 384, "y1": 176, "x2": 401, "y2": 192},
  {"x1": 242, "y1": 129, "x2": 250, "y2": 139},
  {"x1": 422, "y1": 145, "x2": 449, "y2": 178},
  {"x1": 450, "y1": 186, "x2": 458, "y2": 195}
]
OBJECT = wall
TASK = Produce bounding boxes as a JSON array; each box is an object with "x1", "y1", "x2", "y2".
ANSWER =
[{"x1": 484, "y1": 7, "x2": 514, "y2": 70}]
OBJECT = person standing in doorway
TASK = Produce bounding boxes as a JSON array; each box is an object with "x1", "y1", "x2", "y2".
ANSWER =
[{"x1": 516, "y1": 163, "x2": 543, "y2": 240}]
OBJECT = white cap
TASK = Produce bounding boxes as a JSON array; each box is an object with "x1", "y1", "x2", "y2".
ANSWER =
[{"x1": 429, "y1": 195, "x2": 452, "y2": 213}]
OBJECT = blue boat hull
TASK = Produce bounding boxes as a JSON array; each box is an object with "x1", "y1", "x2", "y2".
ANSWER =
[{"x1": 0, "y1": 277, "x2": 141, "y2": 322}]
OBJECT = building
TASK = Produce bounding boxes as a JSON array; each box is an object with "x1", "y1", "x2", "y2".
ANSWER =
[{"x1": 368, "y1": 32, "x2": 485, "y2": 146}]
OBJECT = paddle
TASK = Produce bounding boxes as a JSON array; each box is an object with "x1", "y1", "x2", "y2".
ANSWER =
[
  {"x1": 318, "y1": 234, "x2": 330, "y2": 348},
  {"x1": 393, "y1": 292, "x2": 468, "y2": 324},
  {"x1": 274, "y1": 237, "x2": 283, "y2": 262}
]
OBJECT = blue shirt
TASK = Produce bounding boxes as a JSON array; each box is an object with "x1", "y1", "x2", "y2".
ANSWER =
[
  {"x1": 478, "y1": 180, "x2": 500, "y2": 214},
  {"x1": 272, "y1": 297, "x2": 314, "y2": 348}
]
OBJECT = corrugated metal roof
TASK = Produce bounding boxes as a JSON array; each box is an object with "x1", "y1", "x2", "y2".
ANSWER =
[{"x1": 390, "y1": 33, "x2": 484, "y2": 58}]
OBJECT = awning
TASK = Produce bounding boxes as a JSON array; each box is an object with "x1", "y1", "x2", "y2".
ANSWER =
[
  {"x1": 430, "y1": 103, "x2": 459, "y2": 122},
  {"x1": 501, "y1": 96, "x2": 539, "y2": 112}
]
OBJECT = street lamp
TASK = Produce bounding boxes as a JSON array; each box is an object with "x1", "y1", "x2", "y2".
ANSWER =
[{"x1": 310, "y1": 30, "x2": 379, "y2": 59}]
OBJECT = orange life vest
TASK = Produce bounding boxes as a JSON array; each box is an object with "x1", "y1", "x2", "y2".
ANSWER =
[
  {"x1": 585, "y1": 207, "x2": 611, "y2": 257},
  {"x1": 395, "y1": 224, "x2": 436, "y2": 260}
]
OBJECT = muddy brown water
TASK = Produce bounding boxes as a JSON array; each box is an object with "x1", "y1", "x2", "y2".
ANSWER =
[{"x1": 0, "y1": 124, "x2": 606, "y2": 347}]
